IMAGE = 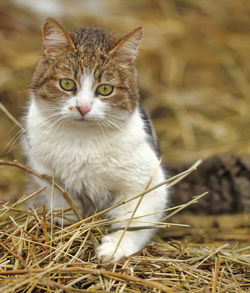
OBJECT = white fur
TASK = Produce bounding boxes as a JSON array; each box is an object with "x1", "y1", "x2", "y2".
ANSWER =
[
  {"x1": 24, "y1": 77, "x2": 169, "y2": 262},
  {"x1": 62, "y1": 73, "x2": 108, "y2": 122}
]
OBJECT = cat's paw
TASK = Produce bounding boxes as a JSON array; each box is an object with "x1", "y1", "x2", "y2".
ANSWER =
[{"x1": 97, "y1": 233, "x2": 136, "y2": 263}]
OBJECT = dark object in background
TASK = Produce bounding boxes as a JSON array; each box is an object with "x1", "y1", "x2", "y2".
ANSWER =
[{"x1": 170, "y1": 155, "x2": 250, "y2": 214}]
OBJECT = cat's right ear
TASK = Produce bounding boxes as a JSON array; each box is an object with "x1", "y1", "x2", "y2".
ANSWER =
[{"x1": 42, "y1": 18, "x2": 75, "y2": 56}]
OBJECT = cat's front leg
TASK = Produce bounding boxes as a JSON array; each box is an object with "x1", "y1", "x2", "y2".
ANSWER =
[{"x1": 97, "y1": 185, "x2": 167, "y2": 262}]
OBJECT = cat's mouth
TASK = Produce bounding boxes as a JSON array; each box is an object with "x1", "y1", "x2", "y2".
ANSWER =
[
  {"x1": 73, "y1": 117, "x2": 88, "y2": 122},
  {"x1": 72, "y1": 117, "x2": 98, "y2": 124}
]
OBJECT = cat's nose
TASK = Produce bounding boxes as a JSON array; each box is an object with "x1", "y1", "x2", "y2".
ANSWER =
[{"x1": 76, "y1": 103, "x2": 91, "y2": 116}]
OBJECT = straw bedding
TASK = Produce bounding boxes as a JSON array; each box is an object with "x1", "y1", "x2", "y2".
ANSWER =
[{"x1": 0, "y1": 160, "x2": 249, "y2": 292}]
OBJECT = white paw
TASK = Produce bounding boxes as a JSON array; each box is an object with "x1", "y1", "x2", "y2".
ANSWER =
[{"x1": 97, "y1": 233, "x2": 137, "y2": 263}]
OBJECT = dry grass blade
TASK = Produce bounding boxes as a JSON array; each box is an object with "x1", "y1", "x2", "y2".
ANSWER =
[
  {"x1": 162, "y1": 191, "x2": 209, "y2": 221},
  {"x1": 0, "y1": 102, "x2": 23, "y2": 129},
  {"x1": 43, "y1": 205, "x2": 49, "y2": 243}
]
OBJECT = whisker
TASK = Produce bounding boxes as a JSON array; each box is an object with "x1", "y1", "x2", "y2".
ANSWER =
[
  {"x1": 97, "y1": 121, "x2": 106, "y2": 135},
  {"x1": 0, "y1": 129, "x2": 24, "y2": 156},
  {"x1": 103, "y1": 118, "x2": 123, "y2": 132},
  {"x1": 2, "y1": 112, "x2": 67, "y2": 156}
]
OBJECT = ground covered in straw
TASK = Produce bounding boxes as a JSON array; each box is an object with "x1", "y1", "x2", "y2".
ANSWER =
[
  {"x1": 0, "y1": 207, "x2": 249, "y2": 292},
  {"x1": 0, "y1": 166, "x2": 249, "y2": 292}
]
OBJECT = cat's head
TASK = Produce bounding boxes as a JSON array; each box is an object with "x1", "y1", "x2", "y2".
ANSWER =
[{"x1": 31, "y1": 18, "x2": 143, "y2": 129}]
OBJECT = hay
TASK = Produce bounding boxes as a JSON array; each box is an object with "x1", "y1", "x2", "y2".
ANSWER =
[
  {"x1": 0, "y1": 162, "x2": 249, "y2": 292},
  {"x1": 0, "y1": 202, "x2": 249, "y2": 292}
]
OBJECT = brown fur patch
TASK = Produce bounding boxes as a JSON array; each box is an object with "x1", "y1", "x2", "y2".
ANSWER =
[{"x1": 31, "y1": 18, "x2": 142, "y2": 112}]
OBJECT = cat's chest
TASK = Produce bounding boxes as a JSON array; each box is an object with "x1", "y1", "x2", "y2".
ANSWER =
[{"x1": 27, "y1": 123, "x2": 133, "y2": 189}]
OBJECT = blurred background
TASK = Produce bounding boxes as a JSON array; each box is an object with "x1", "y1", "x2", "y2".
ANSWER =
[{"x1": 1, "y1": 0, "x2": 250, "y2": 202}]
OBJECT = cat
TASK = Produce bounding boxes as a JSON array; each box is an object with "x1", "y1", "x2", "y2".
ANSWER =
[{"x1": 24, "y1": 18, "x2": 169, "y2": 262}]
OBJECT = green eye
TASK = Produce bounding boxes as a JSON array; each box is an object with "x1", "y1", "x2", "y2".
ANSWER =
[
  {"x1": 60, "y1": 79, "x2": 76, "y2": 91},
  {"x1": 96, "y1": 84, "x2": 113, "y2": 96}
]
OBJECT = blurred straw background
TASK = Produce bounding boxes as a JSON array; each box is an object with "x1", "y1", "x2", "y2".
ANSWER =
[{"x1": 1, "y1": 0, "x2": 250, "y2": 199}]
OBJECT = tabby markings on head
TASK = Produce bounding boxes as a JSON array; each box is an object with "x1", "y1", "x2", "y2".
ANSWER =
[{"x1": 31, "y1": 18, "x2": 144, "y2": 123}]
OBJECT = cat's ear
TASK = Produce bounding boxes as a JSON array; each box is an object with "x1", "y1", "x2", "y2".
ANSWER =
[
  {"x1": 42, "y1": 18, "x2": 75, "y2": 56},
  {"x1": 110, "y1": 26, "x2": 144, "y2": 62}
]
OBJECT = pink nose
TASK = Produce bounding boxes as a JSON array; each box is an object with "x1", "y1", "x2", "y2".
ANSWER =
[{"x1": 77, "y1": 103, "x2": 91, "y2": 116}]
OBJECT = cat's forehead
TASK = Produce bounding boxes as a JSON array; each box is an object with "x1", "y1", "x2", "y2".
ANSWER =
[
  {"x1": 50, "y1": 27, "x2": 118, "y2": 72},
  {"x1": 70, "y1": 27, "x2": 119, "y2": 58}
]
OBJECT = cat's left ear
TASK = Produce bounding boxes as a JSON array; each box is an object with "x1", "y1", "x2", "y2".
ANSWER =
[{"x1": 110, "y1": 26, "x2": 144, "y2": 62}]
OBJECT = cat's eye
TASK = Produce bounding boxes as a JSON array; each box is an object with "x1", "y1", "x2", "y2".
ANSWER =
[
  {"x1": 60, "y1": 79, "x2": 76, "y2": 91},
  {"x1": 96, "y1": 84, "x2": 113, "y2": 96}
]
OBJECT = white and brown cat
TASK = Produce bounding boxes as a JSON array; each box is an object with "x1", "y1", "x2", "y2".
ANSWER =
[{"x1": 24, "y1": 18, "x2": 169, "y2": 262}]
